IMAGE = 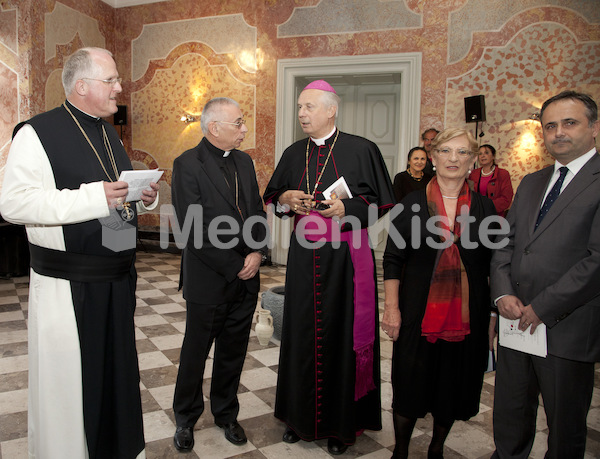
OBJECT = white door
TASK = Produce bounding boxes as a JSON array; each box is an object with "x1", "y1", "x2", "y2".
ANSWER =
[
  {"x1": 355, "y1": 83, "x2": 402, "y2": 177},
  {"x1": 355, "y1": 84, "x2": 402, "y2": 258}
]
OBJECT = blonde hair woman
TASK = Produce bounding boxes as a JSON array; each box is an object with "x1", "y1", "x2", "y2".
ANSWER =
[{"x1": 382, "y1": 128, "x2": 498, "y2": 458}]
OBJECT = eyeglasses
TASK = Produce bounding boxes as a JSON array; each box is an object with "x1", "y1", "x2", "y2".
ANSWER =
[
  {"x1": 435, "y1": 147, "x2": 472, "y2": 156},
  {"x1": 82, "y1": 77, "x2": 123, "y2": 86},
  {"x1": 216, "y1": 119, "x2": 246, "y2": 128}
]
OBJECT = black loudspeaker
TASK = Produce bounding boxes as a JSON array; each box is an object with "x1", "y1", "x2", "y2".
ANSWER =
[
  {"x1": 464, "y1": 95, "x2": 486, "y2": 123},
  {"x1": 114, "y1": 105, "x2": 127, "y2": 125}
]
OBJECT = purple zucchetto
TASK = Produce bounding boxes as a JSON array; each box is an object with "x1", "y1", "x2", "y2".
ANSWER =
[{"x1": 303, "y1": 79, "x2": 337, "y2": 94}]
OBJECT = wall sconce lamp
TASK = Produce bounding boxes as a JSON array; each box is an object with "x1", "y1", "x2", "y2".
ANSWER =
[
  {"x1": 529, "y1": 112, "x2": 540, "y2": 121},
  {"x1": 180, "y1": 114, "x2": 197, "y2": 123}
]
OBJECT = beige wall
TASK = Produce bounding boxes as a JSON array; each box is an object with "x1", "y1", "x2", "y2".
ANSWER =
[{"x1": 1, "y1": 0, "x2": 599, "y2": 229}]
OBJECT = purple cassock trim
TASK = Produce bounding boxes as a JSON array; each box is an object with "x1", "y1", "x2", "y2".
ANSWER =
[{"x1": 295, "y1": 211, "x2": 376, "y2": 400}]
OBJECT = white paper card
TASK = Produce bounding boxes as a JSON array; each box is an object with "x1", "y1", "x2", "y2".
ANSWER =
[
  {"x1": 498, "y1": 316, "x2": 547, "y2": 358},
  {"x1": 118, "y1": 169, "x2": 164, "y2": 202},
  {"x1": 323, "y1": 176, "x2": 353, "y2": 200}
]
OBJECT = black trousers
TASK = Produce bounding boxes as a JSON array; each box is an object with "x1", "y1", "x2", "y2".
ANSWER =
[
  {"x1": 173, "y1": 290, "x2": 256, "y2": 427},
  {"x1": 492, "y1": 346, "x2": 594, "y2": 459}
]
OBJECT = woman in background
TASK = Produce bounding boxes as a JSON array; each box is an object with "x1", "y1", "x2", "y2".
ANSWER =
[
  {"x1": 468, "y1": 144, "x2": 513, "y2": 216},
  {"x1": 393, "y1": 147, "x2": 432, "y2": 202}
]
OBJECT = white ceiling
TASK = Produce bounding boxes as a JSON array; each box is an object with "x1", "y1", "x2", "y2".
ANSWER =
[{"x1": 99, "y1": 0, "x2": 168, "y2": 7}]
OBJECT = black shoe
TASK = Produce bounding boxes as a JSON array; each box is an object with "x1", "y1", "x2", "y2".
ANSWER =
[
  {"x1": 173, "y1": 426, "x2": 194, "y2": 452},
  {"x1": 282, "y1": 426, "x2": 301, "y2": 443},
  {"x1": 216, "y1": 421, "x2": 247, "y2": 445},
  {"x1": 328, "y1": 437, "x2": 348, "y2": 455}
]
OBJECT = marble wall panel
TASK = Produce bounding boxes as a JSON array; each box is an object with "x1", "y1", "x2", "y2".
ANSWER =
[
  {"x1": 449, "y1": 0, "x2": 600, "y2": 63},
  {"x1": 0, "y1": 4, "x2": 18, "y2": 144},
  {"x1": 0, "y1": 1, "x2": 20, "y2": 188},
  {"x1": 447, "y1": 23, "x2": 600, "y2": 189},
  {"x1": 45, "y1": 2, "x2": 105, "y2": 63},
  {"x1": 45, "y1": 69, "x2": 65, "y2": 111},
  {"x1": 0, "y1": 5, "x2": 17, "y2": 53},
  {"x1": 0, "y1": 64, "x2": 17, "y2": 145},
  {"x1": 278, "y1": 0, "x2": 421, "y2": 37},
  {"x1": 131, "y1": 15, "x2": 257, "y2": 81},
  {"x1": 0, "y1": 64, "x2": 17, "y2": 185},
  {"x1": 131, "y1": 52, "x2": 255, "y2": 168}
]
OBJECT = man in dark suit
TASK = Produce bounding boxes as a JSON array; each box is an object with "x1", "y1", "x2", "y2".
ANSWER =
[
  {"x1": 171, "y1": 97, "x2": 267, "y2": 452},
  {"x1": 491, "y1": 91, "x2": 600, "y2": 458}
]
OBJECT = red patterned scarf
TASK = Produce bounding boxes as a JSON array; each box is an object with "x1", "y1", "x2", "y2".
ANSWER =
[{"x1": 421, "y1": 177, "x2": 471, "y2": 343}]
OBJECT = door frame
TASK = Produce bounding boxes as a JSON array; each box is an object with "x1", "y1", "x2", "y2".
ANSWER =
[{"x1": 270, "y1": 53, "x2": 423, "y2": 265}]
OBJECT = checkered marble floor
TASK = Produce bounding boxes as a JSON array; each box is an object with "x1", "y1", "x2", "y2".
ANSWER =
[{"x1": 2, "y1": 250, "x2": 600, "y2": 458}]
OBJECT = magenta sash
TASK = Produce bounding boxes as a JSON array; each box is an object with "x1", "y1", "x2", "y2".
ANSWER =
[{"x1": 295, "y1": 212, "x2": 376, "y2": 400}]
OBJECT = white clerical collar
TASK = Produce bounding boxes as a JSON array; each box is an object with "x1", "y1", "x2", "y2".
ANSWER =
[
  {"x1": 65, "y1": 99, "x2": 100, "y2": 120},
  {"x1": 310, "y1": 127, "x2": 337, "y2": 146},
  {"x1": 223, "y1": 151, "x2": 231, "y2": 158},
  {"x1": 554, "y1": 147, "x2": 597, "y2": 177}
]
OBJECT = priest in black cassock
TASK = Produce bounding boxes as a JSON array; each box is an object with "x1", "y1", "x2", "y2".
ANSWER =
[
  {"x1": 0, "y1": 48, "x2": 159, "y2": 459},
  {"x1": 171, "y1": 97, "x2": 267, "y2": 453},
  {"x1": 263, "y1": 80, "x2": 395, "y2": 455}
]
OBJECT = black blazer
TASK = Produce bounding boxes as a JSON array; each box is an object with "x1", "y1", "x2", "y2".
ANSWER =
[
  {"x1": 491, "y1": 152, "x2": 600, "y2": 362},
  {"x1": 172, "y1": 138, "x2": 266, "y2": 304}
]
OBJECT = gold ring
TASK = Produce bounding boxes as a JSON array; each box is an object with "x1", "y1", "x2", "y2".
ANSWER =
[
  {"x1": 116, "y1": 197, "x2": 123, "y2": 205},
  {"x1": 294, "y1": 204, "x2": 298, "y2": 211}
]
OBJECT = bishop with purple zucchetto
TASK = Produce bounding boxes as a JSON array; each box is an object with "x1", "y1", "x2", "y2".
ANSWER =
[{"x1": 263, "y1": 79, "x2": 395, "y2": 455}]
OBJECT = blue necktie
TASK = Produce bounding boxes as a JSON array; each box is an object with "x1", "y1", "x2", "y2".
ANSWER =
[{"x1": 535, "y1": 166, "x2": 568, "y2": 230}]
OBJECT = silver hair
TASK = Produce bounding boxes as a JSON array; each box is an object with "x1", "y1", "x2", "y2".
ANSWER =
[
  {"x1": 200, "y1": 97, "x2": 240, "y2": 134},
  {"x1": 321, "y1": 90, "x2": 340, "y2": 119},
  {"x1": 62, "y1": 47, "x2": 113, "y2": 96}
]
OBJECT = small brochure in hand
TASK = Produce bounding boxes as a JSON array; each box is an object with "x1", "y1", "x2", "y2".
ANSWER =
[
  {"x1": 118, "y1": 169, "x2": 164, "y2": 202},
  {"x1": 323, "y1": 176, "x2": 353, "y2": 200},
  {"x1": 498, "y1": 316, "x2": 548, "y2": 358}
]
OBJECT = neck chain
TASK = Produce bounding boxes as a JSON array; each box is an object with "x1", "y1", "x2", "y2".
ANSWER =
[
  {"x1": 63, "y1": 103, "x2": 133, "y2": 221},
  {"x1": 305, "y1": 130, "x2": 340, "y2": 198},
  {"x1": 223, "y1": 170, "x2": 244, "y2": 222},
  {"x1": 407, "y1": 168, "x2": 424, "y2": 181},
  {"x1": 63, "y1": 103, "x2": 119, "y2": 182},
  {"x1": 481, "y1": 165, "x2": 496, "y2": 176},
  {"x1": 442, "y1": 195, "x2": 459, "y2": 199}
]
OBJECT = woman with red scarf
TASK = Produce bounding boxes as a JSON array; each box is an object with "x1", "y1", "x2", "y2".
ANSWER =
[{"x1": 382, "y1": 128, "x2": 498, "y2": 459}]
